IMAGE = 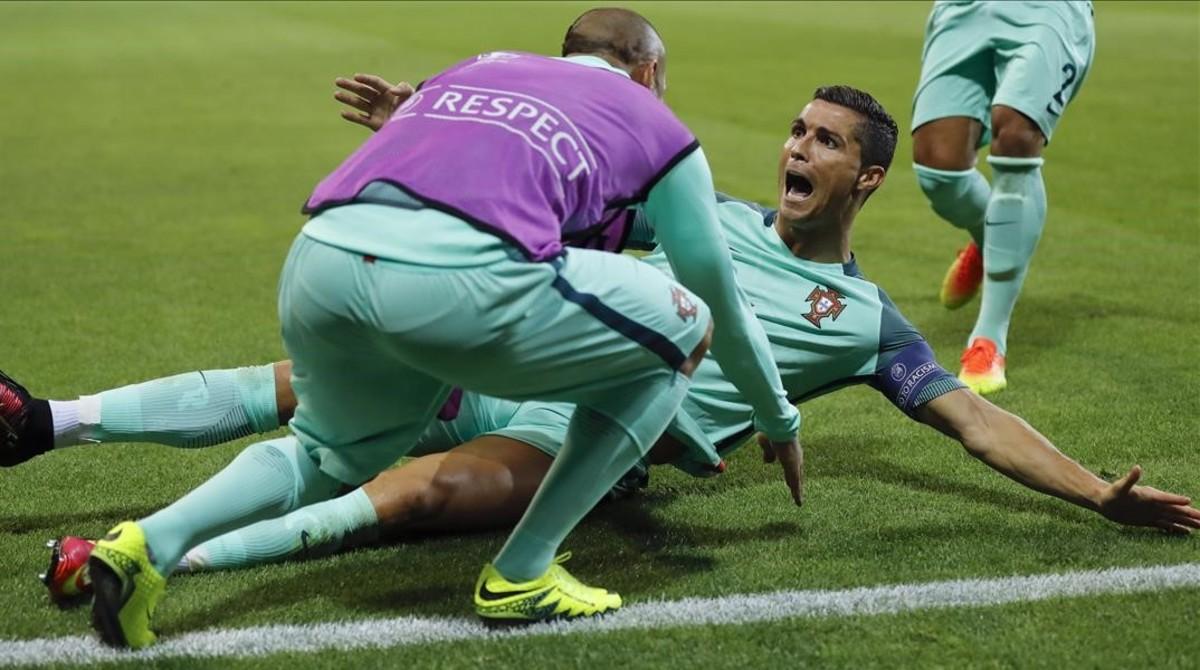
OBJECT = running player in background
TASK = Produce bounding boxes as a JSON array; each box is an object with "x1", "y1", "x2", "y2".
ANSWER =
[{"x1": 911, "y1": 1, "x2": 1095, "y2": 394}]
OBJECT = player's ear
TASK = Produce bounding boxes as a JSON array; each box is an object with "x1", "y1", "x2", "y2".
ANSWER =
[
  {"x1": 856, "y1": 165, "x2": 886, "y2": 193},
  {"x1": 631, "y1": 61, "x2": 658, "y2": 94}
]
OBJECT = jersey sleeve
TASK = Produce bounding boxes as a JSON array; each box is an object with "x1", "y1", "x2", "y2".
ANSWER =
[
  {"x1": 870, "y1": 288, "x2": 965, "y2": 417},
  {"x1": 626, "y1": 191, "x2": 750, "y2": 251},
  {"x1": 643, "y1": 149, "x2": 800, "y2": 441}
]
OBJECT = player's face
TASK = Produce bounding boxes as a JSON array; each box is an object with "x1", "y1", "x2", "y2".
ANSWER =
[{"x1": 777, "y1": 100, "x2": 865, "y2": 224}]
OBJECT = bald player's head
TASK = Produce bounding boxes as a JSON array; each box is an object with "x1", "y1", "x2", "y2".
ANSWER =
[{"x1": 561, "y1": 7, "x2": 667, "y2": 97}]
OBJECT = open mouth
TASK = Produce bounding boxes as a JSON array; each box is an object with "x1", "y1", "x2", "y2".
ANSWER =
[{"x1": 785, "y1": 171, "x2": 814, "y2": 200}]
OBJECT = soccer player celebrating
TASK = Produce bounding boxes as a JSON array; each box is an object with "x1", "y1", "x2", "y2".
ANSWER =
[
  {"x1": 56, "y1": 9, "x2": 806, "y2": 648},
  {"x1": 911, "y1": 1, "x2": 1095, "y2": 394},
  {"x1": 22, "y1": 84, "x2": 1198, "y2": 607}
]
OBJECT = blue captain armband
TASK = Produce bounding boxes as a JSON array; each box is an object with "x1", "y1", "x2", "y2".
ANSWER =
[{"x1": 876, "y1": 341, "x2": 965, "y2": 416}]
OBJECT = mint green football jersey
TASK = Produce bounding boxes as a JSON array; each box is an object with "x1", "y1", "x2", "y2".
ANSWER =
[
  {"x1": 424, "y1": 194, "x2": 965, "y2": 481},
  {"x1": 637, "y1": 194, "x2": 965, "y2": 469}
]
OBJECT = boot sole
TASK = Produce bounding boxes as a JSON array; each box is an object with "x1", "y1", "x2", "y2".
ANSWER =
[{"x1": 88, "y1": 557, "x2": 130, "y2": 648}]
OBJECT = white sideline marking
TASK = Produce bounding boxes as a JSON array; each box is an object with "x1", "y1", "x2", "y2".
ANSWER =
[{"x1": 2, "y1": 563, "x2": 1197, "y2": 666}]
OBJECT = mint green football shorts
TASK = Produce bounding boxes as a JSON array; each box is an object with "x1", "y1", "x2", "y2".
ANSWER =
[
  {"x1": 912, "y1": 0, "x2": 1095, "y2": 146},
  {"x1": 410, "y1": 391, "x2": 725, "y2": 484},
  {"x1": 279, "y1": 205, "x2": 710, "y2": 486},
  {"x1": 408, "y1": 394, "x2": 573, "y2": 460}
]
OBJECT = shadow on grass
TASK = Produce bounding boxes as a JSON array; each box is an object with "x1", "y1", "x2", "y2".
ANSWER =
[
  {"x1": 163, "y1": 549, "x2": 466, "y2": 636},
  {"x1": 920, "y1": 291, "x2": 1153, "y2": 366},
  {"x1": 0, "y1": 504, "x2": 162, "y2": 535},
  {"x1": 591, "y1": 497, "x2": 804, "y2": 548},
  {"x1": 159, "y1": 498, "x2": 803, "y2": 634},
  {"x1": 812, "y1": 435, "x2": 1095, "y2": 528},
  {"x1": 79, "y1": 429, "x2": 1113, "y2": 636}
]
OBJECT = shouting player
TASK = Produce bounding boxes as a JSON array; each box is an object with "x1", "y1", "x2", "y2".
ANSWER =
[
  {"x1": 56, "y1": 9, "x2": 806, "y2": 648},
  {"x1": 19, "y1": 84, "x2": 1197, "y2": 607},
  {"x1": 911, "y1": 1, "x2": 1095, "y2": 393}
]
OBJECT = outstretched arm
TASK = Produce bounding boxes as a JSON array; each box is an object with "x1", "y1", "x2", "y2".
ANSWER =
[{"x1": 916, "y1": 389, "x2": 1200, "y2": 533}]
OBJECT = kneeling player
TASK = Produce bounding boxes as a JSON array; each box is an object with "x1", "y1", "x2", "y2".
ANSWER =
[{"x1": 14, "y1": 85, "x2": 1197, "y2": 604}]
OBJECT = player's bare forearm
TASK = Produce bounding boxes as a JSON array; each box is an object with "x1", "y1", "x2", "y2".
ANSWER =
[
  {"x1": 918, "y1": 390, "x2": 1106, "y2": 510},
  {"x1": 918, "y1": 390, "x2": 1200, "y2": 533}
]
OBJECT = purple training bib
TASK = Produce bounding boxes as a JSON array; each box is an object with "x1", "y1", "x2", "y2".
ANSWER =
[{"x1": 305, "y1": 52, "x2": 698, "y2": 260}]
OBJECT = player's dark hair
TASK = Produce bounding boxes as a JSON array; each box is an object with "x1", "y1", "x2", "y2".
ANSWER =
[
  {"x1": 561, "y1": 8, "x2": 664, "y2": 68},
  {"x1": 813, "y1": 85, "x2": 898, "y2": 171}
]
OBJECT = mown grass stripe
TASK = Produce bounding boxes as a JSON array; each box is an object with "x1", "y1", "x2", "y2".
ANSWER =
[{"x1": 2, "y1": 563, "x2": 1197, "y2": 666}]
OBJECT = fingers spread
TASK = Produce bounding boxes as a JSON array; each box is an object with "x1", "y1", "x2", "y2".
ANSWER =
[
  {"x1": 1179, "y1": 504, "x2": 1200, "y2": 521},
  {"x1": 340, "y1": 110, "x2": 373, "y2": 128},
  {"x1": 1166, "y1": 509, "x2": 1200, "y2": 529},
  {"x1": 336, "y1": 77, "x2": 382, "y2": 100},
  {"x1": 334, "y1": 91, "x2": 375, "y2": 113},
  {"x1": 353, "y1": 73, "x2": 396, "y2": 93},
  {"x1": 1140, "y1": 486, "x2": 1192, "y2": 506}
]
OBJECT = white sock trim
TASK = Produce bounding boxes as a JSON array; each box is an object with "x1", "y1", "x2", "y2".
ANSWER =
[
  {"x1": 48, "y1": 400, "x2": 81, "y2": 448},
  {"x1": 79, "y1": 394, "x2": 102, "y2": 425}
]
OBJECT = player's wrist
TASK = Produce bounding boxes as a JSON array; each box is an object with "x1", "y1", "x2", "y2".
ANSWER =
[
  {"x1": 1081, "y1": 476, "x2": 1110, "y2": 513},
  {"x1": 753, "y1": 406, "x2": 800, "y2": 443}
]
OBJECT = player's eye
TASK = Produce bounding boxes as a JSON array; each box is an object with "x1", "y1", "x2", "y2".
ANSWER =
[
  {"x1": 821, "y1": 134, "x2": 838, "y2": 148},
  {"x1": 791, "y1": 123, "x2": 804, "y2": 138}
]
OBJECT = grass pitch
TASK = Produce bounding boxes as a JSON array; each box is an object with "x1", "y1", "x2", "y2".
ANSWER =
[{"x1": 1, "y1": 1, "x2": 1197, "y2": 668}]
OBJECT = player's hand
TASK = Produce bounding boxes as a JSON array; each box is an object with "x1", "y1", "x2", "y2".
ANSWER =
[
  {"x1": 1097, "y1": 466, "x2": 1200, "y2": 534},
  {"x1": 334, "y1": 74, "x2": 415, "y2": 132},
  {"x1": 757, "y1": 433, "x2": 804, "y2": 507}
]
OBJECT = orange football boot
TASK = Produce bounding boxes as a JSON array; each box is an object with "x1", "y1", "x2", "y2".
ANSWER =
[
  {"x1": 940, "y1": 242, "x2": 983, "y2": 309},
  {"x1": 958, "y1": 337, "x2": 1006, "y2": 395}
]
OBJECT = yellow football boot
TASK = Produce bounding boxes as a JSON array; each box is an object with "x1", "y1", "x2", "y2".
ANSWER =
[
  {"x1": 474, "y1": 552, "x2": 621, "y2": 625},
  {"x1": 88, "y1": 521, "x2": 166, "y2": 649}
]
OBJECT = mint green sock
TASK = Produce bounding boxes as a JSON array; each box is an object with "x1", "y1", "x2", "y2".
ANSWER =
[
  {"x1": 77, "y1": 365, "x2": 279, "y2": 448},
  {"x1": 493, "y1": 371, "x2": 691, "y2": 581},
  {"x1": 970, "y1": 155, "x2": 1047, "y2": 354},
  {"x1": 181, "y1": 487, "x2": 379, "y2": 572},
  {"x1": 139, "y1": 436, "x2": 340, "y2": 575},
  {"x1": 913, "y1": 163, "x2": 991, "y2": 246}
]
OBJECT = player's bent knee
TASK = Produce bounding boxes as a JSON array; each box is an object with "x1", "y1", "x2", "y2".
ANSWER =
[
  {"x1": 912, "y1": 149, "x2": 974, "y2": 173},
  {"x1": 990, "y1": 106, "x2": 1044, "y2": 158},
  {"x1": 912, "y1": 117, "x2": 982, "y2": 171},
  {"x1": 402, "y1": 477, "x2": 453, "y2": 523}
]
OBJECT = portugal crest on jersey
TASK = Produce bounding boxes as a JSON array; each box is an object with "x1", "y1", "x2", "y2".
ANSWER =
[
  {"x1": 803, "y1": 286, "x2": 845, "y2": 328},
  {"x1": 671, "y1": 286, "x2": 699, "y2": 323}
]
